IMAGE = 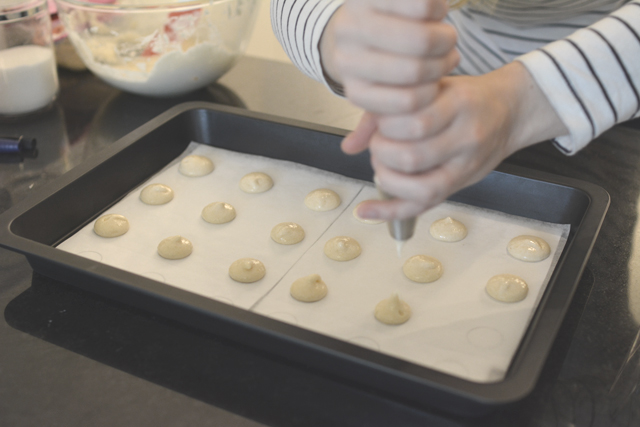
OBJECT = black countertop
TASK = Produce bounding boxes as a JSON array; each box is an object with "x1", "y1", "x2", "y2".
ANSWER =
[{"x1": 1, "y1": 57, "x2": 640, "y2": 427}]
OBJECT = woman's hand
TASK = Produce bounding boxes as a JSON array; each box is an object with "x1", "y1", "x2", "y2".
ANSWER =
[
  {"x1": 342, "y1": 62, "x2": 569, "y2": 220},
  {"x1": 320, "y1": 0, "x2": 459, "y2": 115}
]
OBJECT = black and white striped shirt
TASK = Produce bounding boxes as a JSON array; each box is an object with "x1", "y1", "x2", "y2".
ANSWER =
[{"x1": 271, "y1": 0, "x2": 640, "y2": 154}]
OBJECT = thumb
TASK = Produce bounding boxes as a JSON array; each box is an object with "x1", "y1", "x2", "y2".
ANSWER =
[{"x1": 341, "y1": 112, "x2": 377, "y2": 154}]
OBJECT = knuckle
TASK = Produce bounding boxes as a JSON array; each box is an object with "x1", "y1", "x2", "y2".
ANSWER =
[
  {"x1": 407, "y1": 0, "x2": 432, "y2": 17},
  {"x1": 333, "y1": 50, "x2": 350, "y2": 71},
  {"x1": 449, "y1": 24, "x2": 459, "y2": 42},
  {"x1": 415, "y1": 181, "x2": 436, "y2": 202},
  {"x1": 452, "y1": 83, "x2": 474, "y2": 105},
  {"x1": 413, "y1": 27, "x2": 434, "y2": 54},
  {"x1": 468, "y1": 123, "x2": 488, "y2": 146},
  {"x1": 397, "y1": 146, "x2": 425, "y2": 173},
  {"x1": 441, "y1": 168, "x2": 457, "y2": 189},
  {"x1": 348, "y1": 94, "x2": 370, "y2": 111},
  {"x1": 394, "y1": 89, "x2": 421, "y2": 113},
  {"x1": 443, "y1": 24, "x2": 458, "y2": 48},
  {"x1": 334, "y1": 26, "x2": 351, "y2": 41},
  {"x1": 424, "y1": 59, "x2": 446, "y2": 81},
  {"x1": 420, "y1": 83, "x2": 439, "y2": 104},
  {"x1": 361, "y1": 17, "x2": 380, "y2": 40},
  {"x1": 437, "y1": 58, "x2": 454, "y2": 79},
  {"x1": 408, "y1": 118, "x2": 429, "y2": 139},
  {"x1": 401, "y1": 60, "x2": 425, "y2": 84},
  {"x1": 449, "y1": 49, "x2": 461, "y2": 71},
  {"x1": 408, "y1": 0, "x2": 444, "y2": 19},
  {"x1": 467, "y1": 123, "x2": 481, "y2": 142},
  {"x1": 376, "y1": 120, "x2": 400, "y2": 140},
  {"x1": 398, "y1": 152, "x2": 418, "y2": 173},
  {"x1": 333, "y1": 12, "x2": 356, "y2": 38},
  {"x1": 431, "y1": 179, "x2": 450, "y2": 201},
  {"x1": 343, "y1": 83, "x2": 366, "y2": 105}
]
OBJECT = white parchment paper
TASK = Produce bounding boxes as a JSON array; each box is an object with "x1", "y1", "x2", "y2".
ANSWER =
[{"x1": 58, "y1": 142, "x2": 569, "y2": 383}]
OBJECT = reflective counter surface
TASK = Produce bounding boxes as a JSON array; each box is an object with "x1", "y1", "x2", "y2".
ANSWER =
[{"x1": 1, "y1": 57, "x2": 640, "y2": 427}]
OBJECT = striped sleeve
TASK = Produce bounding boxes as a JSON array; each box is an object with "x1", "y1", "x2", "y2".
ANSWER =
[
  {"x1": 515, "y1": 0, "x2": 640, "y2": 154},
  {"x1": 271, "y1": 0, "x2": 344, "y2": 93}
]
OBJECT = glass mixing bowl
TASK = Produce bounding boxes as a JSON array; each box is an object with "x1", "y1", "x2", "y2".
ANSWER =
[{"x1": 55, "y1": 0, "x2": 258, "y2": 97}]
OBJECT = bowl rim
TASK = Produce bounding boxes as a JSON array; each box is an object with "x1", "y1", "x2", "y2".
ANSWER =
[{"x1": 54, "y1": 0, "x2": 233, "y2": 12}]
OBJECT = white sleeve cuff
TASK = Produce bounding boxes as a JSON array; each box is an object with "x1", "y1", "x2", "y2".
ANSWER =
[
  {"x1": 271, "y1": 0, "x2": 344, "y2": 95},
  {"x1": 515, "y1": 49, "x2": 591, "y2": 155},
  {"x1": 515, "y1": 1, "x2": 640, "y2": 155}
]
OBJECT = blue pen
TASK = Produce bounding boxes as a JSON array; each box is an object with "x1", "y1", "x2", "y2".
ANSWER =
[{"x1": 0, "y1": 136, "x2": 37, "y2": 155}]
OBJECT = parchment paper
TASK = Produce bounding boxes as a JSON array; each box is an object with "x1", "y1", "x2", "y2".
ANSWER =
[{"x1": 58, "y1": 142, "x2": 569, "y2": 383}]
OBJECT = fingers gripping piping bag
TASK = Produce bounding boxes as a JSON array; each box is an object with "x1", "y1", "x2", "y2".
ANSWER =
[{"x1": 365, "y1": 0, "x2": 490, "y2": 252}]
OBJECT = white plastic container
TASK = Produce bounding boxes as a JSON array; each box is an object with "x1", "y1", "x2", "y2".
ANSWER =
[{"x1": 0, "y1": 0, "x2": 59, "y2": 117}]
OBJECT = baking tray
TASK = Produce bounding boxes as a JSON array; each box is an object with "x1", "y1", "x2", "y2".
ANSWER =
[{"x1": 0, "y1": 102, "x2": 609, "y2": 416}]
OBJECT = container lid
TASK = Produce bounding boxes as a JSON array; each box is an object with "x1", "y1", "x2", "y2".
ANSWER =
[
  {"x1": 0, "y1": 0, "x2": 30, "y2": 7},
  {"x1": 0, "y1": 0, "x2": 47, "y2": 21}
]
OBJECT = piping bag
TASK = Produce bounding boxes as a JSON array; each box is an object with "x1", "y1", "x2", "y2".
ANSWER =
[{"x1": 375, "y1": 176, "x2": 418, "y2": 256}]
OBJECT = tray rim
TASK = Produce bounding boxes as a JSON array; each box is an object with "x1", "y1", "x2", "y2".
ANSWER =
[{"x1": 0, "y1": 101, "x2": 611, "y2": 413}]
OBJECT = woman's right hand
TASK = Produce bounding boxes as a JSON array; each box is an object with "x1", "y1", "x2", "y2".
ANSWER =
[{"x1": 320, "y1": 0, "x2": 459, "y2": 116}]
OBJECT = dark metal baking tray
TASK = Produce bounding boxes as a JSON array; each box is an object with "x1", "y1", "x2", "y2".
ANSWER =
[{"x1": 0, "y1": 102, "x2": 609, "y2": 416}]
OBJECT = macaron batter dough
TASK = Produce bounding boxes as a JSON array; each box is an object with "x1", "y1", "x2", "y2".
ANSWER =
[
  {"x1": 202, "y1": 202, "x2": 236, "y2": 224},
  {"x1": 240, "y1": 172, "x2": 273, "y2": 193},
  {"x1": 229, "y1": 258, "x2": 266, "y2": 283},
  {"x1": 324, "y1": 236, "x2": 361, "y2": 261},
  {"x1": 305, "y1": 188, "x2": 341, "y2": 211},
  {"x1": 290, "y1": 274, "x2": 328, "y2": 302},
  {"x1": 157, "y1": 235, "x2": 193, "y2": 260},
  {"x1": 430, "y1": 217, "x2": 467, "y2": 242},
  {"x1": 507, "y1": 235, "x2": 551, "y2": 262},
  {"x1": 178, "y1": 155, "x2": 214, "y2": 177},
  {"x1": 271, "y1": 222, "x2": 305, "y2": 245},
  {"x1": 94, "y1": 214, "x2": 129, "y2": 238},
  {"x1": 403, "y1": 255, "x2": 443, "y2": 283},
  {"x1": 374, "y1": 293, "x2": 412, "y2": 325},
  {"x1": 486, "y1": 274, "x2": 529, "y2": 302},
  {"x1": 140, "y1": 183, "x2": 174, "y2": 205}
]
